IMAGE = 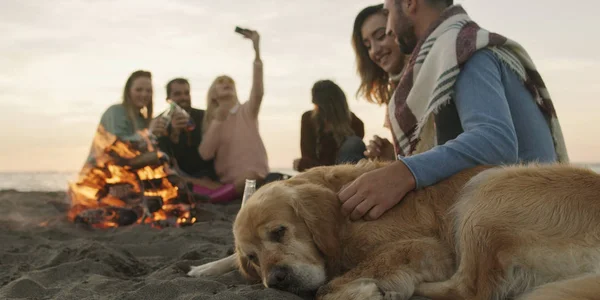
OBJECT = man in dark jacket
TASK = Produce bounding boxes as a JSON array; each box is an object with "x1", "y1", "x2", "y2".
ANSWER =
[{"x1": 154, "y1": 78, "x2": 218, "y2": 182}]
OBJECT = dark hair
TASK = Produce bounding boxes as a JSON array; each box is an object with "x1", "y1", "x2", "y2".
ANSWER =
[
  {"x1": 352, "y1": 4, "x2": 393, "y2": 105},
  {"x1": 165, "y1": 78, "x2": 190, "y2": 99},
  {"x1": 122, "y1": 70, "x2": 153, "y2": 129},
  {"x1": 425, "y1": 0, "x2": 453, "y2": 8},
  {"x1": 311, "y1": 80, "x2": 354, "y2": 145}
]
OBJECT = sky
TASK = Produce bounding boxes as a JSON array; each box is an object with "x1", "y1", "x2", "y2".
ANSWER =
[{"x1": 1, "y1": 0, "x2": 599, "y2": 172}]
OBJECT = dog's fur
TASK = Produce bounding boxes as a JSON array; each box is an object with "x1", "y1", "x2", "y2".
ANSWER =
[{"x1": 189, "y1": 161, "x2": 600, "y2": 300}]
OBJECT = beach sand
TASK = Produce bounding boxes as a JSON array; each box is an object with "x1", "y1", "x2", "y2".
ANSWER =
[
  {"x1": 1, "y1": 190, "x2": 432, "y2": 300},
  {"x1": 0, "y1": 190, "x2": 304, "y2": 300}
]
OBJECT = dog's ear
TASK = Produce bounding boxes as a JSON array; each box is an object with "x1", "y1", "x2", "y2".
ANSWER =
[
  {"x1": 235, "y1": 250, "x2": 261, "y2": 282},
  {"x1": 287, "y1": 184, "x2": 343, "y2": 277}
]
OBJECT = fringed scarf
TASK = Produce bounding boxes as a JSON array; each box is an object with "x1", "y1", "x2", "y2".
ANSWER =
[{"x1": 388, "y1": 5, "x2": 569, "y2": 162}]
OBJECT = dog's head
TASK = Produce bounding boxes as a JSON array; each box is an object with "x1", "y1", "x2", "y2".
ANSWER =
[
  {"x1": 232, "y1": 161, "x2": 389, "y2": 294},
  {"x1": 232, "y1": 179, "x2": 339, "y2": 294}
]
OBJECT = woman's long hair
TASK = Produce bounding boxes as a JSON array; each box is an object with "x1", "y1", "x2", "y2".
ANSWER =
[
  {"x1": 352, "y1": 4, "x2": 395, "y2": 105},
  {"x1": 122, "y1": 70, "x2": 153, "y2": 130},
  {"x1": 203, "y1": 75, "x2": 236, "y2": 134},
  {"x1": 311, "y1": 80, "x2": 355, "y2": 146}
]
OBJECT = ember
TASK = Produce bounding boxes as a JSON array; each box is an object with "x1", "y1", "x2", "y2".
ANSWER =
[{"x1": 68, "y1": 126, "x2": 200, "y2": 229}]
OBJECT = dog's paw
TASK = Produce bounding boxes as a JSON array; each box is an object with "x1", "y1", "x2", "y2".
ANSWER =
[
  {"x1": 317, "y1": 278, "x2": 384, "y2": 300},
  {"x1": 187, "y1": 255, "x2": 237, "y2": 277},
  {"x1": 187, "y1": 261, "x2": 226, "y2": 277}
]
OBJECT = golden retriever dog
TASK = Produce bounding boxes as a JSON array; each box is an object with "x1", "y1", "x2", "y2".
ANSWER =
[{"x1": 189, "y1": 160, "x2": 600, "y2": 300}]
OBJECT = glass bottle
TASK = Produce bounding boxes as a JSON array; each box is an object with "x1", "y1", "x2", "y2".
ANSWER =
[{"x1": 241, "y1": 179, "x2": 256, "y2": 207}]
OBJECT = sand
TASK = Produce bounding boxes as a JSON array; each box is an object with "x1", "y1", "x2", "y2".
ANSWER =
[
  {"x1": 0, "y1": 190, "x2": 304, "y2": 300},
  {"x1": 1, "y1": 190, "x2": 432, "y2": 300}
]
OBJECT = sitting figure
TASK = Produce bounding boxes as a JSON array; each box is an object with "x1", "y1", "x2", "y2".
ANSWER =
[
  {"x1": 84, "y1": 70, "x2": 155, "y2": 166},
  {"x1": 197, "y1": 28, "x2": 268, "y2": 203},
  {"x1": 293, "y1": 80, "x2": 366, "y2": 172},
  {"x1": 152, "y1": 78, "x2": 223, "y2": 194}
]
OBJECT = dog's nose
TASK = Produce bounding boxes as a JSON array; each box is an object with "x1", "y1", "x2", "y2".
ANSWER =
[{"x1": 267, "y1": 265, "x2": 290, "y2": 288}]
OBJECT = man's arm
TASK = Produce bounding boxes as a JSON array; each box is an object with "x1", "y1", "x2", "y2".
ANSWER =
[{"x1": 399, "y1": 49, "x2": 519, "y2": 188}]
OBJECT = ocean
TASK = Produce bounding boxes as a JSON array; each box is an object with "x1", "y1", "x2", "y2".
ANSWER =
[
  {"x1": 0, "y1": 165, "x2": 598, "y2": 192},
  {"x1": 0, "y1": 168, "x2": 297, "y2": 192}
]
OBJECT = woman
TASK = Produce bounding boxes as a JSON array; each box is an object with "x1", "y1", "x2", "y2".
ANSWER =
[
  {"x1": 293, "y1": 80, "x2": 365, "y2": 172},
  {"x1": 352, "y1": 4, "x2": 406, "y2": 161},
  {"x1": 196, "y1": 29, "x2": 268, "y2": 203},
  {"x1": 85, "y1": 70, "x2": 155, "y2": 165}
]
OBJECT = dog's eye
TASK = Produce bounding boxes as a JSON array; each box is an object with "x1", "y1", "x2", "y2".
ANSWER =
[
  {"x1": 247, "y1": 254, "x2": 258, "y2": 264},
  {"x1": 270, "y1": 225, "x2": 287, "y2": 243}
]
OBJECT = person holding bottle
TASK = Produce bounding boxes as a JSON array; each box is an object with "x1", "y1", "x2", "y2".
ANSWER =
[{"x1": 152, "y1": 78, "x2": 222, "y2": 191}]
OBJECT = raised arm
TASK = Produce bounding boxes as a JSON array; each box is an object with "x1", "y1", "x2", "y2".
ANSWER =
[{"x1": 242, "y1": 30, "x2": 263, "y2": 118}]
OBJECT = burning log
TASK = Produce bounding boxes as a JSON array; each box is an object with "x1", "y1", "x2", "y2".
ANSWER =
[
  {"x1": 68, "y1": 126, "x2": 199, "y2": 229},
  {"x1": 74, "y1": 206, "x2": 141, "y2": 228}
]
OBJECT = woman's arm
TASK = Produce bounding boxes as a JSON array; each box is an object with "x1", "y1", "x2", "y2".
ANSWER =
[
  {"x1": 198, "y1": 119, "x2": 223, "y2": 161},
  {"x1": 100, "y1": 105, "x2": 141, "y2": 141},
  {"x1": 244, "y1": 30, "x2": 264, "y2": 118}
]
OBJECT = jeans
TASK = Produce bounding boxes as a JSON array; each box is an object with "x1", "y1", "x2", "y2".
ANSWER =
[{"x1": 336, "y1": 136, "x2": 366, "y2": 165}]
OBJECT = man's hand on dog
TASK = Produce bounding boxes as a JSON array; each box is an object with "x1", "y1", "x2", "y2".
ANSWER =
[{"x1": 338, "y1": 161, "x2": 416, "y2": 221}]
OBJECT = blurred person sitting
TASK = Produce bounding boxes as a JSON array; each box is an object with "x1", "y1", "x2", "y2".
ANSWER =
[
  {"x1": 293, "y1": 80, "x2": 366, "y2": 172},
  {"x1": 198, "y1": 28, "x2": 268, "y2": 203}
]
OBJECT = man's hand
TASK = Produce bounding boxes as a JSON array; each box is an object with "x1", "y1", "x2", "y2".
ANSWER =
[
  {"x1": 149, "y1": 117, "x2": 168, "y2": 137},
  {"x1": 364, "y1": 135, "x2": 396, "y2": 161},
  {"x1": 171, "y1": 111, "x2": 189, "y2": 131},
  {"x1": 338, "y1": 161, "x2": 416, "y2": 221}
]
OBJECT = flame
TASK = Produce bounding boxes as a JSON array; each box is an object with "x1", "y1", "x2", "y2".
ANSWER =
[{"x1": 67, "y1": 125, "x2": 198, "y2": 229}]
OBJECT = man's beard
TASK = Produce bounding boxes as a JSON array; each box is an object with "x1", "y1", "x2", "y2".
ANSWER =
[{"x1": 395, "y1": 16, "x2": 418, "y2": 55}]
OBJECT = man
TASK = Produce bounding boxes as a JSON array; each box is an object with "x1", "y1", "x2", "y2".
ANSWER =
[
  {"x1": 152, "y1": 78, "x2": 218, "y2": 183},
  {"x1": 339, "y1": 0, "x2": 569, "y2": 221}
]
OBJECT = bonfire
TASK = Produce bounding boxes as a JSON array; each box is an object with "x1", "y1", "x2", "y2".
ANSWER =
[{"x1": 68, "y1": 126, "x2": 200, "y2": 229}]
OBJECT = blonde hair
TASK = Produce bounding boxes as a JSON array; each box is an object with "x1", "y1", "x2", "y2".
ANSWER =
[{"x1": 203, "y1": 75, "x2": 236, "y2": 134}]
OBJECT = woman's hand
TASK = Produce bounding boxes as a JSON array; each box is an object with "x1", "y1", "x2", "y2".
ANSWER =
[
  {"x1": 364, "y1": 135, "x2": 396, "y2": 161},
  {"x1": 215, "y1": 104, "x2": 230, "y2": 121},
  {"x1": 241, "y1": 29, "x2": 260, "y2": 54}
]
